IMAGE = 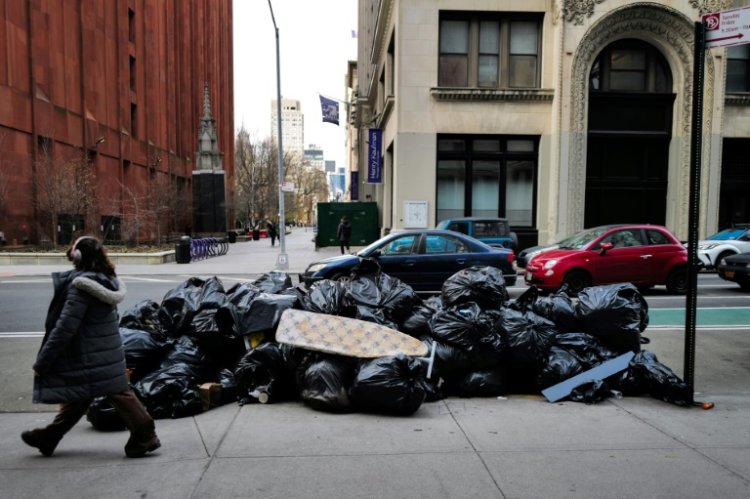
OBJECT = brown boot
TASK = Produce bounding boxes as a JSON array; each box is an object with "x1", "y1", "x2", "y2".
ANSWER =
[
  {"x1": 21, "y1": 429, "x2": 58, "y2": 457},
  {"x1": 125, "y1": 434, "x2": 161, "y2": 458}
]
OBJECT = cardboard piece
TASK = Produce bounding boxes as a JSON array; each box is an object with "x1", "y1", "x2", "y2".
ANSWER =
[
  {"x1": 542, "y1": 351, "x2": 635, "y2": 403},
  {"x1": 199, "y1": 382, "x2": 222, "y2": 411}
]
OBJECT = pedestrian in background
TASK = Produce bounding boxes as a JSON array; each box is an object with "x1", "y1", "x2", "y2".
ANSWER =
[
  {"x1": 21, "y1": 236, "x2": 160, "y2": 458},
  {"x1": 337, "y1": 216, "x2": 352, "y2": 254},
  {"x1": 267, "y1": 219, "x2": 278, "y2": 246}
]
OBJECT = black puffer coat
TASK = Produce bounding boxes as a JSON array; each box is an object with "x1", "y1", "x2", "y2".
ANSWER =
[{"x1": 33, "y1": 270, "x2": 129, "y2": 404}]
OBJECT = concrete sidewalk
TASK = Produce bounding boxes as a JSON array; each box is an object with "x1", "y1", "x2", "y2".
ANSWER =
[
  {"x1": 0, "y1": 227, "x2": 354, "y2": 277},
  {"x1": 2, "y1": 228, "x2": 749, "y2": 498}
]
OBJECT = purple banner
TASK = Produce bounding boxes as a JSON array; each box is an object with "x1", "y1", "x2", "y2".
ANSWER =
[{"x1": 367, "y1": 128, "x2": 382, "y2": 183}]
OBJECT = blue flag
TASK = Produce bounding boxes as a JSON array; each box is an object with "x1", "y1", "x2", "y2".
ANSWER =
[
  {"x1": 319, "y1": 95, "x2": 339, "y2": 125},
  {"x1": 367, "y1": 128, "x2": 382, "y2": 183}
]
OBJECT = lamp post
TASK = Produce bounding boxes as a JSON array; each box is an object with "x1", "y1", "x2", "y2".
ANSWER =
[{"x1": 268, "y1": 0, "x2": 288, "y2": 269}]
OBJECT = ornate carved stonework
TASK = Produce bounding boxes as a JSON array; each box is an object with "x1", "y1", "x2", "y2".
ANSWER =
[
  {"x1": 566, "y1": 3, "x2": 715, "y2": 233},
  {"x1": 688, "y1": 0, "x2": 732, "y2": 16},
  {"x1": 430, "y1": 88, "x2": 555, "y2": 101},
  {"x1": 563, "y1": 0, "x2": 606, "y2": 25}
]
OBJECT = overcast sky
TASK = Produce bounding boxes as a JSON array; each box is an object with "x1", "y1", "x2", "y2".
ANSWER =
[{"x1": 233, "y1": 0, "x2": 358, "y2": 168}]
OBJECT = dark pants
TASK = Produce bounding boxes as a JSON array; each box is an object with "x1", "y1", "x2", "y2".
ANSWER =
[
  {"x1": 33, "y1": 389, "x2": 156, "y2": 452},
  {"x1": 340, "y1": 240, "x2": 350, "y2": 254},
  {"x1": 270, "y1": 234, "x2": 277, "y2": 246}
]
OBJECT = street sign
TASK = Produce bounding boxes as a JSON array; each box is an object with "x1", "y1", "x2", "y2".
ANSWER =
[
  {"x1": 703, "y1": 6, "x2": 750, "y2": 49},
  {"x1": 280, "y1": 181, "x2": 295, "y2": 192}
]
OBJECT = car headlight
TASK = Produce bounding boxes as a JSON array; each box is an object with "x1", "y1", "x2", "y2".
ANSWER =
[
  {"x1": 306, "y1": 263, "x2": 328, "y2": 273},
  {"x1": 699, "y1": 243, "x2": 717, "y2": 250},
  {"x1": 543, "y1": 259, "x2": 558, "y2": 270}
]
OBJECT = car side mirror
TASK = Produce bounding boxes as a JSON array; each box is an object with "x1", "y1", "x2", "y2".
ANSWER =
[{"x1": 599, "y1": 242, "x2": 613, "y2": 254}]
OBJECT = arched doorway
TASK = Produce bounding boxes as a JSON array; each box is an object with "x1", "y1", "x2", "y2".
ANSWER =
[{"x1": 584, "y1": 39, "x2": 675, "y2": 227}]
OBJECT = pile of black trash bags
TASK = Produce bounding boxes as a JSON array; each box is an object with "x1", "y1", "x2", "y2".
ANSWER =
[{"x1": 87, "y1": 262, "x2": 694, "y2": 431}]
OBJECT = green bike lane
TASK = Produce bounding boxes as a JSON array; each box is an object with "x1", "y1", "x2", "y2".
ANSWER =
[{"x1": 648, "y1": 306, "x2": 750, "y2": 328}]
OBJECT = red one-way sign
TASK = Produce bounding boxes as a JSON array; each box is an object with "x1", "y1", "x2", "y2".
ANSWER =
[{"x1": 703, "y1": 6, "x2": 750, "y2": 49}]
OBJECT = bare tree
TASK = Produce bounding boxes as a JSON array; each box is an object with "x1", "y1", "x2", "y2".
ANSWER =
[{"x1": 34, "y1": 143, "x2": 97, "y2": 246}]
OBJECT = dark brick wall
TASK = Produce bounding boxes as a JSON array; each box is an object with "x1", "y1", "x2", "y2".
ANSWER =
[{"x1": 0, "y1": 0, "x2": 234, "y2": 244}]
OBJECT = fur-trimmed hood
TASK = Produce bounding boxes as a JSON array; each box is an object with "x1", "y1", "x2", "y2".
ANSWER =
[{"x1": 72, "y1": 275, "x2": 127, "y2": 305}]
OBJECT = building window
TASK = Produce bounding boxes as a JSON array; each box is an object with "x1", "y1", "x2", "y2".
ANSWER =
[
  {"x1": 438, "y1": 13, "x2": 542, "y2": 89},
  {"x1": 130, "y1": 103, "x2": 137, "y2": 138},
  {"x1": 129, "y1": 56, "x2": 136, "y2": 91},
  {"x1": 436, "y1": 135, "x2": 538, "y2": 227},
  {"x1": 128, "y1": 8, "x2": 135, "y2": 43},
  {"x1": 590, "y1": 39, "x2": 671, "y2": 93},
  {"x1": 727, "y1": 44, "x2": 750, "y2": 93}
]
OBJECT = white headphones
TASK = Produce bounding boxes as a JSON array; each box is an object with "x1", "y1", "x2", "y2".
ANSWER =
[{"x1": 70, "y1": 236, "x2": 97, "y2": 264}]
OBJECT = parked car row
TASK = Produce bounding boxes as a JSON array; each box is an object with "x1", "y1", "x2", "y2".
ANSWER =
[{"x1": 301, "y1": 221, "x2": 749, "y2": 296}]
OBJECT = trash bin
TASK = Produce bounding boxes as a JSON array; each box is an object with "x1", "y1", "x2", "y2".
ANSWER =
[
  {"x1": 175, "y1": 236, "x2": 191, "y2": 264},
  {"x1": 227, "y1": 231, "x2": 237, "y2": 243},
  {"x1": 252, "y1": 229, "x2": 260, "y2": 241}
]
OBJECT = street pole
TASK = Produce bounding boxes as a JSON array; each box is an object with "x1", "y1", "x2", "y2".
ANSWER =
[
  {"x1": 684, "y1": 21, "x2": 706, "y2": 389},
  {"x1": 268, "y1": 0, "x2": 288, "y2": 270}
]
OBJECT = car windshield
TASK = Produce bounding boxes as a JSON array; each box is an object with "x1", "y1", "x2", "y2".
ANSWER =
[
  {"x1": 557, "y1": 227, "x2": 609, "y2": 250},
  {"x1": 707, "y1": 228, "x2": 747, "y2": 241}
]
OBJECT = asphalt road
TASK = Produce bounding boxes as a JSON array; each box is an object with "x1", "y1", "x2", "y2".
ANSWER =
[{"x1": 0, "y1": 272, "x2": 747, "y2": 333}]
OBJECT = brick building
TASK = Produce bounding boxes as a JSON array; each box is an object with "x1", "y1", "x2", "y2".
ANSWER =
[{"x1": 0, "y1": 0, "x2": 234, "y2": 245}]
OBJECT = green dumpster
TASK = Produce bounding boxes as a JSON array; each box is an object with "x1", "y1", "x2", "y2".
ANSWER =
[{"x1": 316, "y1": 202, "x2": 379, "y2": 248}]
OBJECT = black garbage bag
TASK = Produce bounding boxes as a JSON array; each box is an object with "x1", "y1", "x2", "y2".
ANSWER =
[
  {"x1": 455, "y1": 368, "x2": 508, "y2": 397},
  {"x1": 441, "y1": 266, "x2": 509, "y2": 310},
  {"x1": 553, "y1": 332, "x2": 619, "y2": 368},
  {"x1": 419, "y1": 336, "x2": 474, "y2": 382},
  {"x1": 217, "y1": 368, "x2": 238, "y2": 405},
  {"x1": 494, "y1": 308, "x2": 557, "y2": 368},
  {"x1": 248, "y1": 294, "x2": 298, "y2": 336},
  {"x1": 234, "y1": 342, "x2": 298, "y2": 404},
  {"x1": 159, "y1": 336, "x2": 216, "y2": 382},
  {"x1": 401, "y1": 295, "x2": 443, "y2": 338},
  {"x1": 189, "y1": 277, "x2": 227, "y2": 337},
  {"x1": 214, "y1": 282, "x2": 263, "y2": 337},
  {"x1": 253, "y1": 271, "x2": 293, "y2": 294},
  {"x1": 349, "y1": 355, "x2": 427, "y2": 416},
  {"x1": 569, "y1": 379, "x2": 612, "y2": 404},
  {"x1": 158, "y1": 277, "x2": 206, "y2": 336},
  {"x1": 120, "y1": 300, "x2": 168, "y2": 338},
  {"x1": 622, "y1": 351, "x2": 694, "y2": 406},
  {"x1": 532, "y1": 289, "x2": 581, "y2": 333},
  {"x1": 345, "y1": 272, "x2": 418, "y2": 325},
  {"x1": 300, "y1": 280, "x2": 346, "y2": 315},
  {"x1": 509, "y1": 286, "x2": 540, "y2": 313},
  {"x1": 297, "y1": 355, "x2": 357, "y2": 413},
  {"x1": 576, "y1": 283, "x2": 648, "y2": 353},
  {"x1": 133, "y1": 363, "x2": 204, "y2": 419},
  {"x1": 428, "y1": 302, "x2": 506, "y2": 370},
  {"x1": 86, "y1": 396, "x2": 126, "y2": 431},
  {"x1": 537, "y1": 346, "x2": 585, "y2": 388},
  {"x1": 119, "y1": 327, "x2": 171, "y2": 382}
]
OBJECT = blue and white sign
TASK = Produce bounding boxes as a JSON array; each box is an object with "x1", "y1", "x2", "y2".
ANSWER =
[
  {"x1": 319, "y1": 95, "x2": 339, "y2": 125},
  {"x1": 367, "y1": 128, "x2": 382, "y2": 183}
]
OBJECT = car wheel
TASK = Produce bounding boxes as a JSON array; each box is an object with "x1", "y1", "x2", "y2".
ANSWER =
[
  {"x1": 666, "y1": 267, "x2": 688, "y2": 294},
  {"x1": 330, "y1": 272, "x2": 352, "y2": 287},
  {"x1": 563, "y1": 270, "x2": 591, "y2": 295},
  {"x1": 740, "y1": 283, "x2": 750, "y2": 292},
  {"x1": 715, "y1": 250, "x2": 735, "y2": 268}
]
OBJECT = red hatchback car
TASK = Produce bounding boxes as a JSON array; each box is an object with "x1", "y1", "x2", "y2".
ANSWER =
[{"x1": 524, "y1": 224, "x2": 688, "y2": 294}]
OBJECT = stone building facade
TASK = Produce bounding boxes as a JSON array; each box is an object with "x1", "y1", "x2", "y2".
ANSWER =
[
  {"x1": 352, "y1": 0, "x2": 749, "y2": 248},
  {"x1": 0, "y1": 0, "x2": 234, "y2": 245}
]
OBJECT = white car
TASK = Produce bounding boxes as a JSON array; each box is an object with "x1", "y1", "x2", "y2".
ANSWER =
[{"x1": 697, "y1": 225, "x2": 750, "y2": 268}]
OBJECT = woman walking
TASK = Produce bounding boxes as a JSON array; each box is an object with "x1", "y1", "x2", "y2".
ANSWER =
[{"x1": 21, "y1": 236, "x2": 160, "y2": 458}]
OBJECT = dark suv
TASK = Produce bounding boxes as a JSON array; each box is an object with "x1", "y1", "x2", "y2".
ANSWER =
[{"x1": 436, "y1": 217, "x2": 518, "y2": 250}]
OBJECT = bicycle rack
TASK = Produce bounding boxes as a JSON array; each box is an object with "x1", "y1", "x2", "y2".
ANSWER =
[{"x1": 189, "y1": 237, "x2": 230, "y2": 261}]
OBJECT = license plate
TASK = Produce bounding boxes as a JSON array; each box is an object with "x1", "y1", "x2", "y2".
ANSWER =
[{"x1": 724, "y1": 271, "x2": 735, "y2": 278}]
